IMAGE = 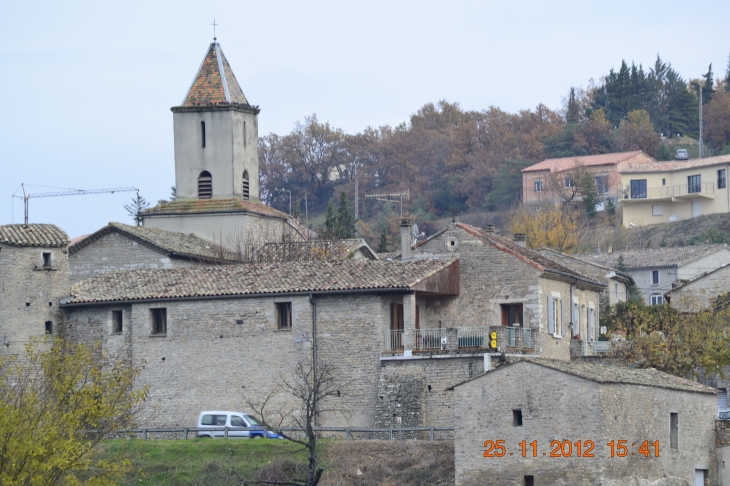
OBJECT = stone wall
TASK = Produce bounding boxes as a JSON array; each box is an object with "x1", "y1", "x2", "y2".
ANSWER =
[
  {"x1": 671, "y1": 264, "x2": 730, "y2": 312},
  {"x1": 0, "y1": 242, "x2": 70, "y2": 358},
  {"x1": 454, "y1": 361, "x2": 716, "y2": 486},
  {"x1": 69, "y1": 232, "x2": 202, "y2": 283}
]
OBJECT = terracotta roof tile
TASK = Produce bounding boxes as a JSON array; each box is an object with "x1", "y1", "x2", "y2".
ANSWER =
[
  {"x1": 142, "y1": 198, "x2": 290, "y2": 219},
  {"x1": 522, "y1": 151, "x2": 649, "y2": 173},
  {"x1": 181, "y1": 43, "x2": 249, "y2": 107},
  {"x1": 253, "y1": 239, "x2": 378, "y2": 262},
  {"x1": 575, "y1": 244, "x2": 729, "y2": 269},
  {"x1": 450, "y1": 223, "x2": 605, "y2": 287},
  {"x1": 69, "y1": 223, "x2": 222, "y2": 261},
  {"x1": 62, "y1": 258, "x2": 458, "y2": 304},
  {"x1": 621, "y1": 154, "x2": 730, "y2": 174},
  {"x1": 0, "y1": 224, "x2": 69, "y2": 247}
]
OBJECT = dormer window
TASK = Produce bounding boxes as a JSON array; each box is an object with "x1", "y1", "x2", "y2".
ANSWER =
[
  {"x1": 201, "y1": 121, "x2": 206, "y2": 148},
  {"x1": 198, "y1": 171, "x2": 212, "y2": 199},
  {"x1": 242, "y1": 171, "x2": 250, "y2": 200}
]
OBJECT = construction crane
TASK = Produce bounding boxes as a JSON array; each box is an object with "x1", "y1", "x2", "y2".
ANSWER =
[
  {"x1": 365, "y1": 189, "x2": 409, "y2": 218},
  {"x1": 14, "y1": 184, "x2": 139, "y2": 224}
]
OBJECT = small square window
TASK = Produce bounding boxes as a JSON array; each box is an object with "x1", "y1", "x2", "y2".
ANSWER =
[
  {"x1": 652, "y1": 205, "x2": 663, "y2": 216},
  {"x1": 45, "y1": 321, "x2": 53, "y2": 334},
  {"x1": 513, "y1": 409, "x2": 523, "y2": 427},
  {"x1": 670, "y1": 413, "x2": 678, "y2": 450},
  {"x1": 151, "y1": 308, "x2": 167, "y2": 335},
  {"x1": 112, "y1": 310, "x2": 123, "y2": 333},
  {"x1": 42, "y1": 252, "x2": 51, "y2": 268},
  {"x1": 651, "y1": 294, "x2": 665, "y2": 305},
  {"x1": 277, "y1": 303, "x2": 292, "y2": 329}
]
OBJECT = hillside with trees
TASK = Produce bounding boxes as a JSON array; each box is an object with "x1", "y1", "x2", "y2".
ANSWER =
[{"x1": 258, "y1": 54, "x2": 730, "y2": 249}]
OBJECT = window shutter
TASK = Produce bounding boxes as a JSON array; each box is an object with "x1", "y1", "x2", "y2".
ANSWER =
[
  {"x1": 548, "y1": 297, "x2": 555, "y2": 335},
  {"x1": 561, "y1": 299, "x2": 566, "y2": 337}
]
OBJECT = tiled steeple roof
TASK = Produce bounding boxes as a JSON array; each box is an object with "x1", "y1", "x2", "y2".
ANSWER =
[{"x1": 181, "y1": 43, "x2": 249, "y2": 106}]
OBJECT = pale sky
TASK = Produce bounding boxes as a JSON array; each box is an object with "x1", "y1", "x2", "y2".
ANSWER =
[{"x1": 2, "y1": 0, "x2": 729, "y2": 238}]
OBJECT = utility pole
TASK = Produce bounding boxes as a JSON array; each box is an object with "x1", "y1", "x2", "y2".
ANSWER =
[
  {"x1": 354, "y1": 162, "x2": 359, "y2": 221},
  {"x1": 699, "y1": 83, "x2": 704, "y2": 159}
]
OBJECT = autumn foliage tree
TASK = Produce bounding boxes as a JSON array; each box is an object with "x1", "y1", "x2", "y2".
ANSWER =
[
  {"x1": 0, "y1": 338, "x2": 148, "y2": 486},
  {"x1": 602, "y1": 301, "x2": 730, "y2": 378},
  {"x1": 510, "y1": 205, "x2": 581, "y2": 253}
]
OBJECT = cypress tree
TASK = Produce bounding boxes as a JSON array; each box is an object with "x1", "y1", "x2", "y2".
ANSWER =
[
  {"x1": 377, "y1": 226, "x2": 389, "y2": 253},
  {"x1": 335, "y1": 192, "x2": 356, "y2": 239}
]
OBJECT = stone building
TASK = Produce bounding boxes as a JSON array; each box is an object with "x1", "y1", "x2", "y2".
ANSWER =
[
  {"x1": 577, "y1": 244, "x2": 730, "y2": 306},
  {"x1": 139, "y1": 41, "x2": 305, "y2": 245},
  {"x1": 667, "y1": 263, "x2": 730, "y2": 312},
  {"x1": 0, "y1": 224, "x2": 70, "y2": 356},
  {"x1": 453, "y1": 358, "x2": 718, "y2": 486},
  {"x1": 521, "y1": 151, "x2": 655, "y2": 209},
  {"x1": 415, "y1": 223, "x2": 606, "y2": 361},
  {"x1": 60, "y1": 258, "x2": 462, "y2": 429},
  {"x1": 252, "y1": 239, "x2": 378, "y2": 262},
  {"x1": 68, "y1": 222, "x2": 227, "y2": 283}
]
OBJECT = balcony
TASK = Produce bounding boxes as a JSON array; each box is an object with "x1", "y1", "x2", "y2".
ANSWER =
[
  {"x1": 621, "y1": 182, "x2": 715, "y2": 202},
  {"x1": 388, "y1": 326, "x2": 536, "y2": 353}
]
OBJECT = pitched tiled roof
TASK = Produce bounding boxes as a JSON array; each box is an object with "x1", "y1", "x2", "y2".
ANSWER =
[
  {"x1": 253, "y1": 239, "x2": 378, "y2": 263},
  {"x1": 69, "y1": 223, "x2": 222, "y2": 261},
  {"x1": 576, "y1": 244, "x2": 729, "y2": 269},
  {"x1": 181, "y1": 43, "x2": 249, "y2": 107},
  {"x1": 62, "y1": 258, "x2": 458, "y2": 305},
  {"x1": 141, "y1": 198, "x2": 290, "y2": 220},
  {"x1": 522, "y1": 151, "x2": 649, "y2": 173},
  {"x1": 537, "y1": 248, "x2": 634, "y2": 285},
  {"x1": 417, "y1": 223, "x2": 605, "y2": 289},
  {"x1": 0, "y1": 224, "x2": 69, "y2": 247},
  {"x1": 621, "y1": 154, "x2": 730, "y2": 174},
  {"x1": 454, "y1": 358, "x2": 717, "y2": 395}
]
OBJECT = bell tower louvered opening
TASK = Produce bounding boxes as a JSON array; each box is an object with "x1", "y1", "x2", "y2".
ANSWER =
[
  {"x1": 198, "y1": 171, "x2": 213, "y2": 199},
  {"x1": 242, "y1": 171, "x2": 250, "y2": 200}
]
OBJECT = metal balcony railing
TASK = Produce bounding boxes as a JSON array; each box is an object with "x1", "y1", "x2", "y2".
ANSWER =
[
  {"x1": 582, "y1": 340, "x2": 611, "y2": 355},
  {"x1": 389, "y1": 330, "x2": 403, "y2": 350},
  {"x1": 622, "y1": 182, "x2": 714, "y2": 200},
  {"x1": 414, "y1": 328, "x2": 445, "y2": 350}
]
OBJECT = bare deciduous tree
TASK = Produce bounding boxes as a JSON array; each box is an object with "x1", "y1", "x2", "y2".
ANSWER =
[{"x1": 244, "y1": 360, "x2": 349, "y2": 486}]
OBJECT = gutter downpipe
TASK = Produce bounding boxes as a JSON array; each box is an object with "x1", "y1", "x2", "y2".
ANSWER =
[
  {"x1": 309, "y1": 293, "x2": 318, "y2": 428},
  {"x1": 569, "y1": 283, "x2": 574, "y2": 338}
]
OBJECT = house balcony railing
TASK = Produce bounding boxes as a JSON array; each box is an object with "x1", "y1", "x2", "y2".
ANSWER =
[
  {"x1": 389, "y1": 330, "x2": 403, "y2": 350},
  {"x1": 388, "y1": 326, "x2": 537, "y2": 353},
  {"x1": 621, "y1": 182, "x2": 715, "y2": 201}
]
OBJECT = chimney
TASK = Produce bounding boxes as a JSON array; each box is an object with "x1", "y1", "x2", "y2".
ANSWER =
[
  {"x1": 400, "y1": 218, "x2": 412, "y2": 261},
  {"x1": 485, "y1": 224, "x2": 496, "y2": 234},
  {"x1": 595, "y1": 243, "x2": 601, "y2": 255},
  {"x1": 513, "y1": 233, "x2": 526, "y2": 247}
]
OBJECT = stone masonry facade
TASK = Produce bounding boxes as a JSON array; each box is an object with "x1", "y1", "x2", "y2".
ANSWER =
[
  {"x1": 69, "y1": 232, "x2": 202, "y2": 284},
  {"x1": 0, "y1": 242, "x2": 69, "y2": 358},
  {"x1": 455, "y1": 361, "x2": 717, "y2": 486}
]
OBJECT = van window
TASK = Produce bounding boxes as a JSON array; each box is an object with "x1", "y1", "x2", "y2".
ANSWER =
[
  {"x1": 201, "y1": 414, "x2": 227, "y2": 426},
  {"x1": 230, "y1": 416, "x2": 245, "y2": 427},
  {"x1": 245, "y1": 415, "x2": 261, "y2": 426}
]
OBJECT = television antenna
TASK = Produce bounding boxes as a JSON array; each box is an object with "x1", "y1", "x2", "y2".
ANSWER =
[
  {"x1": 12, "y1": 183, "x2": 139, "y2": 224},
  {"x1": 411, "y1": 223, "x2": 425, "y2": 246},
  {"x1": 365, "y1": 189, "x2": 409, "y2": 218}
]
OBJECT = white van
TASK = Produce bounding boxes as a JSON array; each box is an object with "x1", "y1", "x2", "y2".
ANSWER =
[{"x1": 196, "y1": 411, "x2": 281, "y2": 439}]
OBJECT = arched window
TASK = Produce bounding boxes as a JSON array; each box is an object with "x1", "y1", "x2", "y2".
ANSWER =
[
  {"x1": 242, "y1": 171, "x2": 250, "y2": 200},
  {"x1": 198, "y1": 171, "x2": 212, "y2": 199},
  {"x1": 201, "y1": 121, "x2": 206, "y2": 148}
]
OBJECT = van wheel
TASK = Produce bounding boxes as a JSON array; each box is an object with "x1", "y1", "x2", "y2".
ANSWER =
[{"x1": 252, "y1": 435, "x2": 262, "y2": 439}]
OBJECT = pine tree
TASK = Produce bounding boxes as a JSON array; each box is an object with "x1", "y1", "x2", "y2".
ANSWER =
[
  {"x1": 377, "y1": 226, "x2": 389, "y2": 253},
  {"x1": 324, "y1": 200, "x2": 336, "y2": 239},
  {"x1": 335, "y1": 192, "x2": 355, "y2": 239},
  {"x1": 566, "y1": 87, "x2": 580, "y2": 123},
  {"x1": 124, "y1": 193, "x2": 150, "y2": 226},
  {"x1": 579, "y1": 172, "x2": 600, "y2": 218},
  {"x1": 725, "y1": 53, "x2": 730, "y2": 92},
  {"x1": 702, "y1": 64, "x2": 715, "y2": 104}
]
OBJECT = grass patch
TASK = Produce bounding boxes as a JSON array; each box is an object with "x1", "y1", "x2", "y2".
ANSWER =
[
  {"x1": 101, "y1": 438, "x2": 314, "y2": 486},
  {"x1": 96, "y1": 438, "x2": 455, "y2": 485}
]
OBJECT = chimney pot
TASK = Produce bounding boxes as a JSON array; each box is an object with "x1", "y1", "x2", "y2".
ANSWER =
[
  {"x1": 513, "y1": 233, "x2": 526, "y2": 247},
  {"x1": 400, "y1": 218, "x2": 412, "y2": 261},
  {"x1": 486, "y1": 224, "x2": 496, "y2": 234}
]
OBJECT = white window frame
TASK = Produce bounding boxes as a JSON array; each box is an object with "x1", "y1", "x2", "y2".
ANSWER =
[
  {"x1": 534, "y1": 180, "x2": 543, "y2": 192},
  {"x1": 650, "y1": 294, "x2": 665, "y2": 306},
  {"x1": 548, "y1": 294, "x2": 562, "y2": 338}
]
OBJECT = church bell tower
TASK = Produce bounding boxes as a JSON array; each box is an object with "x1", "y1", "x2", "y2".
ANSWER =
[{"x1": 170, "y1": 42, "x2": 260, "y2": 201}]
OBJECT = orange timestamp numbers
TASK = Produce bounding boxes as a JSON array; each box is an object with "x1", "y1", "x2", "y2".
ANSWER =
[{"x1": 483, "y1": 440, "x2": 660, "y2": 458}]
